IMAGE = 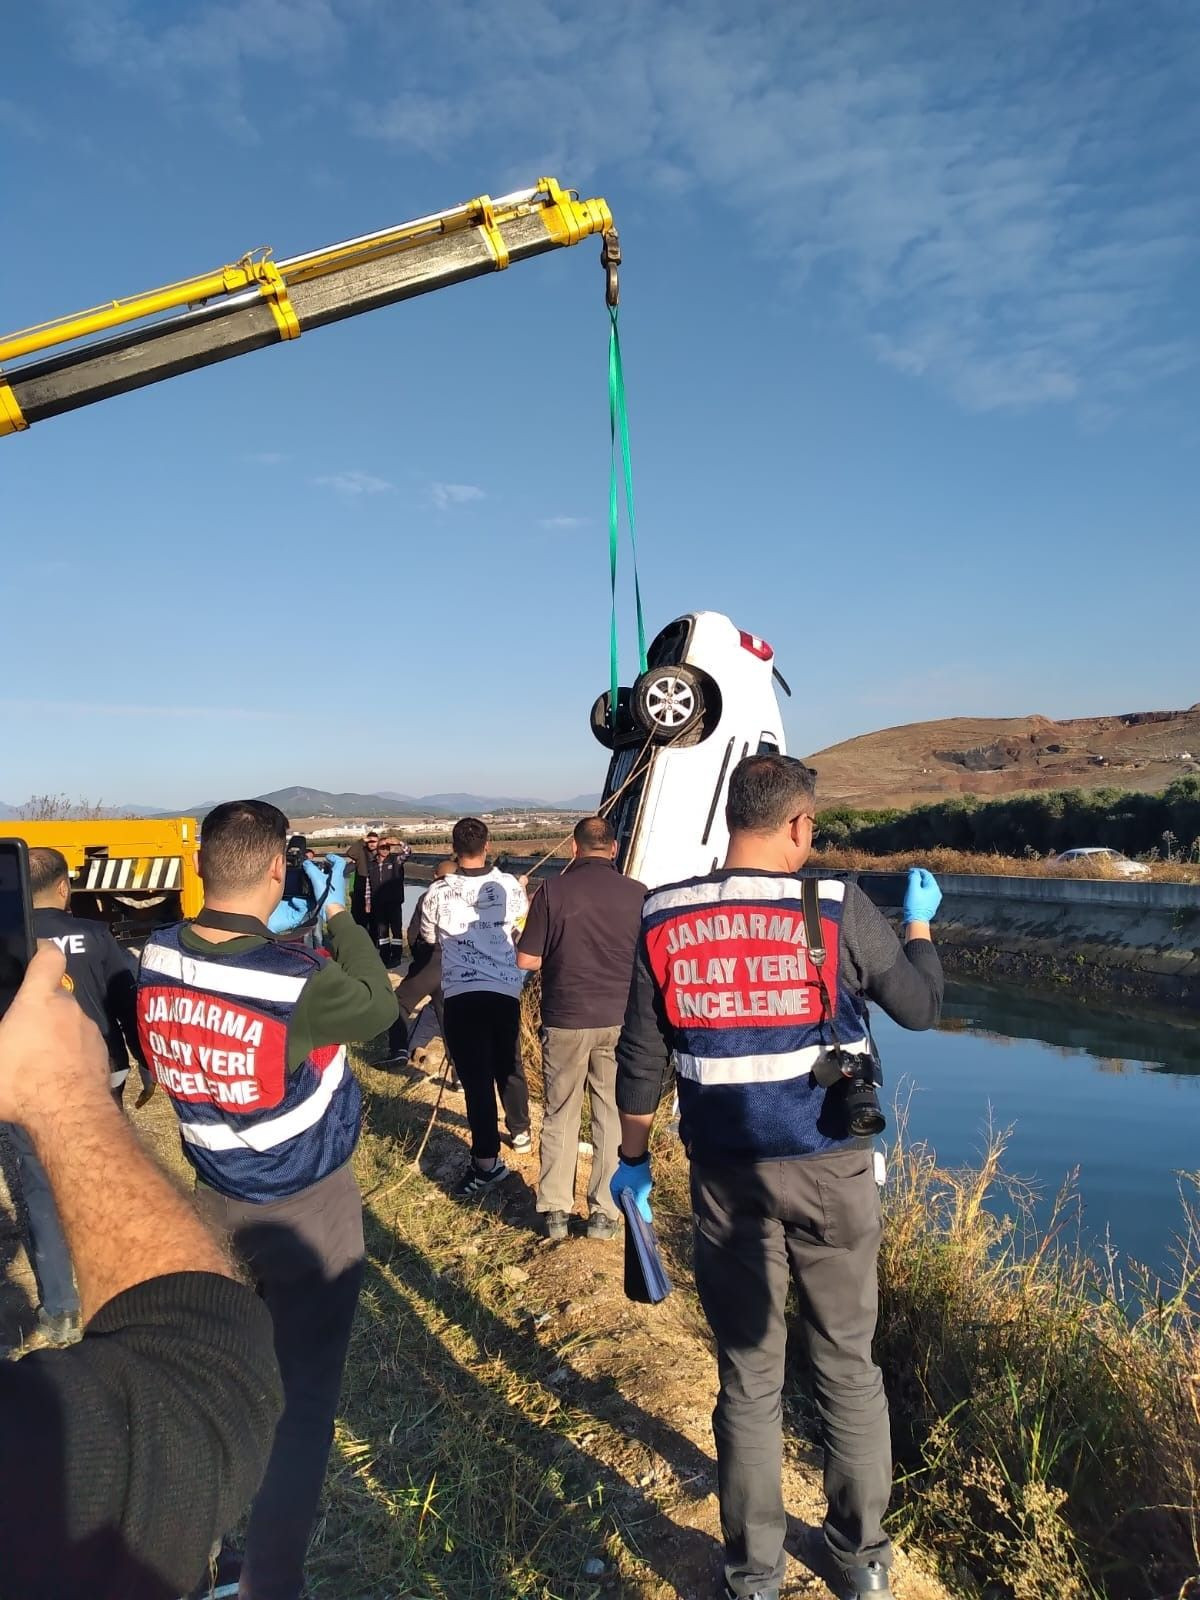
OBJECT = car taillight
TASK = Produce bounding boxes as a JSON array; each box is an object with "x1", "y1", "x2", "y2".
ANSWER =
[{"x1": 738, "y1": 630, "x2": 774, "y2": 661}]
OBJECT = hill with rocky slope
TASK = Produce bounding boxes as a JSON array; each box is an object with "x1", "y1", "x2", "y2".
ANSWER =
[{"x1": 806, "y1": 706, "x2": 1200, "y2": 810}]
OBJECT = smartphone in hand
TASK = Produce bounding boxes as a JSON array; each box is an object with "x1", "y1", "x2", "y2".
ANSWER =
[{"x1": 0, "y1": 840, "x2": 35, "y2": 1021}]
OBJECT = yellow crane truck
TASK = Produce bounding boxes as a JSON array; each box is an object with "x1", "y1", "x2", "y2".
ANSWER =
[{"x1": 0, "y1": 818, "x2": 203, "y2": 935}]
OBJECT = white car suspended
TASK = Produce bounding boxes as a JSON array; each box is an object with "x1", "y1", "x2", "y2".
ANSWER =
[{"x1": 592, "y1": 611, "x2": 790, "y2": 889}]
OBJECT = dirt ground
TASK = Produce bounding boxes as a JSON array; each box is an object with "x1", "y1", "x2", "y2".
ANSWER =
[{"x1": 0, "y1": 1054, "x2": 955, "y2": 1600}]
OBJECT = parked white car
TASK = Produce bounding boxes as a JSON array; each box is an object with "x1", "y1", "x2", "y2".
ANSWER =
[
  {"x1": 592, "y1": 611, "x2": 790, "y2": 889},
  {"x1": 1050, "y1": 847, "x2": 1151, "y2": 878}
]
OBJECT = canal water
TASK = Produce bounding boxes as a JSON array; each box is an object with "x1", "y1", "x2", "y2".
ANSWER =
[{"x1": 873, "y1": 981, "x2": 1200, "y2": 1280}]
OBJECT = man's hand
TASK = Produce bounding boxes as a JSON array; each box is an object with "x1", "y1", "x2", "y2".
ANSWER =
[
  {"x1": 0, "y1": 944, "x2": 110, "y2": 1125},
  {"x1": 318, "y1": 853, "x2": 350, "y2": 912},
  {"x1": 267, "y1": 897, "x2": 310, "y2": 934},
  {"x1": 610, "y1": 1150, "x2": 653, "y2": 1222},
  {"x1": 903, "y1": 867, "x2": 942, "y2": 927}
]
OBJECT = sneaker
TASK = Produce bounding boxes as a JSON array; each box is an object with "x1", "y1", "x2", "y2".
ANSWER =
[
  {"x1": 184, "y1": 1543, "x2": 241, "y2": 1598},
  {"x1": 510, "y1": 1131, "x2": 532, "y2": 1154},
  {"x1": 586, "y1": 1211, "x2": 619, "y2": 1241},
  {"x1": 454, "y1": 1159, "x2": 511, "y2": 1199},
  {"x1": 543, "y1": 1210, "x2": 570, "y2": 1241},
  {"x1": 37, "y1": 1309, "x2": 81, "y2": 1347}
]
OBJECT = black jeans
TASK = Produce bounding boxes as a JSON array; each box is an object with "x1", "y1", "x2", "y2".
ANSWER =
[
  {"x1": 691, "y1": 1148, "x2": 892, "y2": 1597},
  {"x1": 442, "y1": 990, "x2": 529, "y2": 1160},
  {"x1": 196, "y1": 1162, "x2": 365, "y2": 1600}
]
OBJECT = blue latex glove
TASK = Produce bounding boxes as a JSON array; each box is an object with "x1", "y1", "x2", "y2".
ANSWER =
[
  {"x1": 903, "y1": 867, "x2": 942, "y2": 924},
  {"x1": 315, "y1": 853, "x2": 350, "y2": 907},
  {"x1": 610, "y1": 1153, "x2": 653, "y2": 1222},
  {"x1": 268, "y1": 896, "x2": 311, "y2": 934}
]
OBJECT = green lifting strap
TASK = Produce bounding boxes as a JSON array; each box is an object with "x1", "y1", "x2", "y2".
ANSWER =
[{"x1": 608, "y1": 304, "x2": 648, "y2": 728}]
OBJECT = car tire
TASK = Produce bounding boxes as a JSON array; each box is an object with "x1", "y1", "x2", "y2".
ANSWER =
[
  {"x1": 590, "y1": 688, "x2": 635, "y2": 748},
  {"x1": 632, "y1": 664, "x2": 706, "y2": 742}
]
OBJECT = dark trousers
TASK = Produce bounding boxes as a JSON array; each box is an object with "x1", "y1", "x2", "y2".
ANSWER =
[
  {"x1": 195, "y1": 1162, "x2": 365, "y2": 1600},
  {"x1": 690, "y1": 1148, "x2": 892, "y2": 1597},
  {"x1": 442, "y1": 990, "x2": 529, "y2": 1160},
  {"x1": 387, "y1": 944, "x2": 445, "y2": 1057},
  {"x1": 6, "y1": 1123, "x2": 79, "y2": 1319}
]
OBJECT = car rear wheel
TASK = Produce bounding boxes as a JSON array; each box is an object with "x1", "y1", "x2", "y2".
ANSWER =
[
  {"x1": 590, "y1": 687, "x2": 635, "y2": 748},
  {"x1": 632, "y1": 664, "x2": 706, "y2": 742}
]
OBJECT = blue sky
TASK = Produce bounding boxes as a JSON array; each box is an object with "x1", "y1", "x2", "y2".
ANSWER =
[{"x1": 2, "y1": 0, "x2": 1197, "y2": 808}]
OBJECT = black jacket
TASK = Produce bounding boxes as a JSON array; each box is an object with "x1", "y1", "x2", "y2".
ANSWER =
[
  {"x1": 32, "y1": 907, "x2": 146, "y2": 1079},
  {"x1": 0, "y1": 1272, "x2": 282, "y2": 1599}
]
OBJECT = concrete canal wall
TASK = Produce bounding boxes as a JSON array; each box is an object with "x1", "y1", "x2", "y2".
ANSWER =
[{"x1": 858, "y1": 871, "x2": 1200, "y2": 1006}]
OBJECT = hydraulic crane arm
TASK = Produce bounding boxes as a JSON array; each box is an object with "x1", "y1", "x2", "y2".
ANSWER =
[{"x1": 0, "y1": 177, "x2": 613, "y2": 436}]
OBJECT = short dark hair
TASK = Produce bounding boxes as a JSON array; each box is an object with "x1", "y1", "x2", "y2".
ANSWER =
[
  {"x1": 573, "y1": 815, "x2": 615, "y2": 854},
  {"x1": 200, "y1": 800, "x2": 288, "y2": 897},
  {"x1": 28, "y1": 847, "x2": 70, "y2": 899},
  {"x1": 452, "y1": 817, "x2": 489, "y2": 858},
  {"x1": 725, "y1": 756, "x2": 817, "y2": 834}
]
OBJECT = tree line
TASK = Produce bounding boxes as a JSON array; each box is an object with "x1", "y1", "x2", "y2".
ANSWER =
[{"x1": 815, "y1": 776, "x2": 1200, "y2": 859}]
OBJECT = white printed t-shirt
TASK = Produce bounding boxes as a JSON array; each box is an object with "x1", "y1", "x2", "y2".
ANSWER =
[{"x1": 420, "y1": 867, "x2": 529, "y2": 1000}]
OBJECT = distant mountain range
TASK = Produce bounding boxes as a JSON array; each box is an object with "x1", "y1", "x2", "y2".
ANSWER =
[
  {"x1": 1, "y1": 787, "x2": 602, "y2": 822},
  {"x1": 181, "y1": 786, "x2": 602, "y2": 819}
]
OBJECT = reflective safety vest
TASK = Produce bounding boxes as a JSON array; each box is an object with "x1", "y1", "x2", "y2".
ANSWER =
[
  {"x1": 641, "y1": 872, "x2": 870, "y2": 1163},
  {"x1": 137, "y1": 924, "x2": 362, "y2": 1203}
]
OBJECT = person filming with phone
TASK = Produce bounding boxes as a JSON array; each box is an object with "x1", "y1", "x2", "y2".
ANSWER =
[
  {"x1": 612, "y1": 754, "x2": 944, "y2": 1600},
  {"x1": 0, "y1": 927, "x2": 283, "y2": 1600}
]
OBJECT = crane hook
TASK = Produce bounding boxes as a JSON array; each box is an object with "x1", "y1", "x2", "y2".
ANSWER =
[{"x1": 601, "y1": 229, "x2": 621, "y2": 308}]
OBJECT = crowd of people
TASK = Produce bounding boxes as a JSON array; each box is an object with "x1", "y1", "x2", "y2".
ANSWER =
[{"x1": 0, "y1": 754, "x2": 945, "y2": 1600}]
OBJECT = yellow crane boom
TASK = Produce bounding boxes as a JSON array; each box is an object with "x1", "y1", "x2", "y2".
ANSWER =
[{"x1": 0, "y1": 177, "x2": 614, "y2": 436}]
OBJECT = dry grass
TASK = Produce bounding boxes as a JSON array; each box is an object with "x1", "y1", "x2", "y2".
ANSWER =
[
  {"x1": 122, "y1": 1004, "x2": 1200, "y2": 1599},
  {"x1": 875, "y1": 1120, "x2": 1200, "y2": 1599},
  {"x1": 813, "y1": 845, "x2": 1200, "y2": 884}
]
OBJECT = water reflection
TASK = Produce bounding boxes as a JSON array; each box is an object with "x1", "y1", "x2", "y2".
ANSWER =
[
  {"x1": 872, "y1": 980, "x2": 1200, "y2": 1276},
  {"x1": 940, "y1": 980, "x2": 1200, "y2": 1077}
]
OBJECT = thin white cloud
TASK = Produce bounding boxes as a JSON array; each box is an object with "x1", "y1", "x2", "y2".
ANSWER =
[
  {"x1": 430, "y1": 482, "x2": 486, "y2": 510},
  {"x1": 46, "y1": 0, "x2": 346, "y2": 136},
  {"x1": 47, "y1": 1, "x2": 1199, "y2": 413},
  {"x1": 540, "y1": 515, "x2": 586, "y2": 530},
  {"x1": 313, "y1": 470, "x2": 395, "y2": 496},
  {"x1": 0, "y1": 699, "x2": 290, "y2": 722},
  {"x1": 351, "y1": 1, "x2": 1200, "y2": 413}
]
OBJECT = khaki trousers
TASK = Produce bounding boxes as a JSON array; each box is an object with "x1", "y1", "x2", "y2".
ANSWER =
[{"x1": 536, "y1": 1025, "x2": 622, "y2": 1221}]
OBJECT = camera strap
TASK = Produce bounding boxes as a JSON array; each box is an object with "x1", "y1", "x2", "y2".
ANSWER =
[
  {"x1": 801, "y1": 875, "x2": 841, "y2": 1048},
  {"x1": 191, "y1": 908, "x2": 276, "y2": 940}
]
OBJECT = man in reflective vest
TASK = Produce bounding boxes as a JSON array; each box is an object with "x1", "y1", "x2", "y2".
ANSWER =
[
  {"x1": 612, "y1": 755, "x2": 944, "y2": 1600},
  {"x1": 137, "y1": 800, "x2": 398, "y2": 1600}
]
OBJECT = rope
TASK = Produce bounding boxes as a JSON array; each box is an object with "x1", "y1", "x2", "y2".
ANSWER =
[
  {"x1": 608, "y1": 305, "x2": 647, "y2": 728},
  {"x1": 411, "y1": 1046, "x2": 452, "y2": 1169},
  {"x1": 521, "y1": 723, "x2": 690, "y2": 880}
]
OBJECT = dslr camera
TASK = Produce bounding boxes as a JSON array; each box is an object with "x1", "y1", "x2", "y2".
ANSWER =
[
  {"x1": 283, "y1": 834, "x2": 331, "y2": 908},
  {"x1": 812, "y1": 1043, "x2": 886, "y2": 1138}
]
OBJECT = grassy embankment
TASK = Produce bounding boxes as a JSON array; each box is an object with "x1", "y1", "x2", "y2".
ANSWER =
[{"x1": 168, "y1": 976, "x2": 1195, "y2": 1600}]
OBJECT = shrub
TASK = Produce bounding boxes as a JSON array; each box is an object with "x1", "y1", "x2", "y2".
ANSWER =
[{"x1": 876, "y1": 1125, "x2": 1200, "y2": 1598}]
